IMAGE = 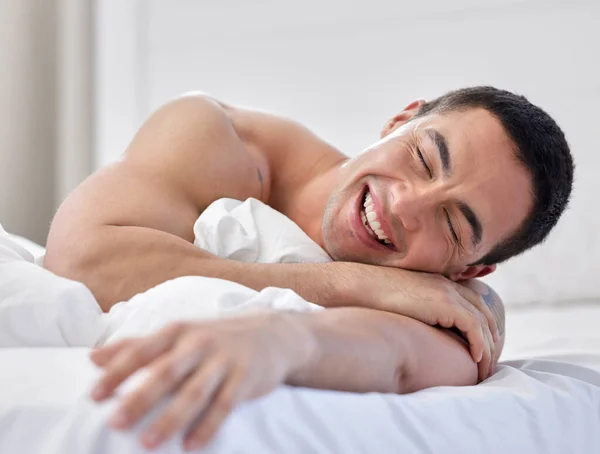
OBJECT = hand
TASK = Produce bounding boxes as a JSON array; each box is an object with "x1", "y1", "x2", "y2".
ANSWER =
[
  {"x1": 340, "y1": 263, "x2": 500, "y2": 382},
  {"x1": 89, "y1": 312, "x2": 315, "y2": 451}
]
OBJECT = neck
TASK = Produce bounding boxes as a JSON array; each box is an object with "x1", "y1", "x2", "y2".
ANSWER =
[{"x1": 282, "y1": 156, "x2": 348, "y2": 248}]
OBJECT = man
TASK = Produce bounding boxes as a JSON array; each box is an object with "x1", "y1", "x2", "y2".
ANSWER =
[{"x1": 45, "y1": 86, "x2": 573, "y2": 450}]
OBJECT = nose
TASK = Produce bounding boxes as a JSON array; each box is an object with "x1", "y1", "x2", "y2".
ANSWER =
[{"x1": 389, "y1": 184, "x2": 434, "y2": 232}]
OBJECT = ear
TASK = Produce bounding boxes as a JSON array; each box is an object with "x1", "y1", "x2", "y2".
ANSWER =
[
  {"x1": 380, "y1": 99, "x2": 426, "y2": 138},
  {"x1": 450, "y1": 264, "x2": 497, "y2": 282}
]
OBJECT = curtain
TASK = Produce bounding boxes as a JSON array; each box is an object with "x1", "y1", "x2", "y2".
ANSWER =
[{"x1": 0, "y1": 0, "x2": 94, "y2": 245}]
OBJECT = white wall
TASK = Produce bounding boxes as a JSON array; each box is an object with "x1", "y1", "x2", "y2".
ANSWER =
[{"x1": 95, "y1": 0, "x2": 600, "y2": 305}]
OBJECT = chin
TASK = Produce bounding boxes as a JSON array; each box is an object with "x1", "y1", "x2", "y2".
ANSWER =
[
  {"x1": 322, "y1": 232, "x2": 377, "y2": 265},
  {"x1": 321, "y1": 227, "x2": 350, "y2": 262}
]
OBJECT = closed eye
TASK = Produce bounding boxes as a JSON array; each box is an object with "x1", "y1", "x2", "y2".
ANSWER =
[
  {"x1": 416, "y1": 148, "x2": 432, "y2": 178},
  {"x1": 444, "y1": 209, "x2": 459, "y2": 244}
]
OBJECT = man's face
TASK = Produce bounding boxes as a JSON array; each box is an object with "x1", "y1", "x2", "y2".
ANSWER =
[{"x1": 321, "y1": 106, "x2": 534, "y2": 280}]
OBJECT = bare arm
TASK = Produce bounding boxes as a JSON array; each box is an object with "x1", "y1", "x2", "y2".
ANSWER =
[
  {"x1": 46, "y1": 93, "x2": 500, "y2": 379},
  {"x1": 45, "y1": 94, "x2": 344, "y2": 310},
  {"x1": 288, "y1": 307, "x2": 479, "y2": 394},
  {"x1": 289, "y1": 279, "x2": 505, "y2": 392},
  {"x1": 90, "y1": 304, "x2": 483, "y2": 449}
]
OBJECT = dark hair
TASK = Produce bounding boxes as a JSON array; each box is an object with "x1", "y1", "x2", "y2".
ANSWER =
[{"x1": 414, "y1": 86, "x2": 574, "y2": 265}]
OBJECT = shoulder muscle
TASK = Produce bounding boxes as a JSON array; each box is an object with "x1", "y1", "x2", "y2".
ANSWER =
[{"x1": 124, "y1": 94, "x2": 270, "y2": 208}]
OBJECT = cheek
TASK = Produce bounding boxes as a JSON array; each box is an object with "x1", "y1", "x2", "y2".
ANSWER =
[
  {"x1": 401, "y1": 231, "x2": 448, "y2": 272},
  {"x1": 377, "y1": 144, "x2": 411, "y2": 171},
  {"x1": 351, "y1": 143, "x2": 411, "y2": 177}
]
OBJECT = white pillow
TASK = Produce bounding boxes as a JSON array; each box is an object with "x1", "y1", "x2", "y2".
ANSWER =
[
  {"x1": 0, "y1": 225, "x2": 104, "y2": 347},
  {"x1": 7, "y1": 233, "x2": 45, "y2": 260},
  {"x1": 0, "y1": 223, "x2": 34, "y2": 263}
]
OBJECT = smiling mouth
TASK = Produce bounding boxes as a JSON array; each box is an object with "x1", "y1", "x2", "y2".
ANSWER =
[{"x1": 359, "y1": 188, "x2": 396, "y2": 250}]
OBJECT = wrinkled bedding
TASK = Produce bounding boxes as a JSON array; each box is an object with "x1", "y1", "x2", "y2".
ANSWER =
[{"x1": 1, "y1": 199, "x2": 599, "y2": 454}]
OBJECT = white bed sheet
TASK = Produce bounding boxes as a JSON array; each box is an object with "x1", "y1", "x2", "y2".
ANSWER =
[
  {"x1": 2, "y1": 278, "x2": 600, "y2": 454},
  {"x1": 504, "y1": 304, "x2": 600, "y2": 371},
  {"x1": 2, "y1": 203, "x2": 600, "y2": 454},
  {"x1": 2, "y1": 333, "x2": 600, "y2": 454}
]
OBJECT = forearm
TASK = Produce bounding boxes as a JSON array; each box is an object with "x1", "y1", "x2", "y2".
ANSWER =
[
  {"x1": 45, "y1": 223, "x2": 355, "y2": 312},
  {"x1": 286, "y1": 308, "x2": 409, "y2": 393},
  {"x1": 287, "y1": 307, "x2": 478, "y2": 394}
]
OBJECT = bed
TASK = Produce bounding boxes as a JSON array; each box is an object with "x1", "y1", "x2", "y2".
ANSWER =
[{"x1": 1, "y1": 200, "x2": 599, "y2": 454}]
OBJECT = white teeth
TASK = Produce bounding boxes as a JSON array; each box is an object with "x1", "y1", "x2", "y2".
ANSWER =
[{"x1": 361, "y1": 189, "x2": 392, "y2": 245}]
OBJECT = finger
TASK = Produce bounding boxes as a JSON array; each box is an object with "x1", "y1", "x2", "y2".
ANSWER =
[
  {"x1": 183, "y1": 373, "x2": 245, "y2": 451},
  {"x1": 439, "y1": 299, "x2": 485, "y2": 364},
  {"x1": 90, "y1": 338, "x2": 138, "y2": 366},
  {"x1": 479, "y1": 307, "x2": 496, "y2": 382},
  {"x1": 487, "y1": 327, "x2": 497, "y2": 379},
  {"x1": 469, "y1": 307, "x2": 495, "y2": 370},
  {"x1": 472, "y1": 304, "x2": 495, "y2": 374},
  {"x1": 450, "y1": 291, "x2": 496, "y2": 367},
  {"x1": 91, "y1": 327, "x2": 182, "y2": 401},
  {"x1": 478, "y1": 325, "x2": 493, "y2": 382},
  {"x1": 109, "y1": 344, "x2": 206, "y2": 431},
  {"x1": 489, "y1": 362, "x2": 497, "y2": 379},
  {"x1": 479, "y1": 328, "x2": 493, "y2": 382},
  {"x1": 455, "y1": 285, "x2": 499, "y2": 342},
  {"x1": 139, "y1": 358, "x2": 229, "y2": 450},
  {"x1": 486, "y1": 320, "x2": 496, "y2": 376}
]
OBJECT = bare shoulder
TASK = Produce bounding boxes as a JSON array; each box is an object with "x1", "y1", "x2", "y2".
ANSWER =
[
  {"x1": 122, "y1": 93, "x2": 272, "y2": 206},
  {"x1": 160, "y1": 93, "x2": 345, "y2": 208},
  {"x1": 217, "y1": 97, "x2": 347, "y2": 202}
]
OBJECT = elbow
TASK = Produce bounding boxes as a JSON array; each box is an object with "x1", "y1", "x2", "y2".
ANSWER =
[
  {"x1": 45, "y1": 229, "x2": 113, "y2": 311},
  {"x1": 393, "y1": 363, "x2": 411, "y2": 395},
  {"x1": 389, "y1": 327, "x2": 419, "y2": 395},
  {"x1": 390, "y1": 317, "x2": 479, "y2": 394},
  {"x1": 44, "y1": 239, "x2": 90, "y2": 282},
  {"x1": 44, "y1": 223, "x2": 99, "y2": 280},
  {"x1": 392, "y1": 343, "x2": 419, "y2": 395}
]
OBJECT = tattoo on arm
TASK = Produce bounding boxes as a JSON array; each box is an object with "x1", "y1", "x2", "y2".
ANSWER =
[
  {"x1": 257, "y1": 168, "x2": 263, "y2": 200},
  {"x1": 479, "y1": 284, "x2": 505, "y2": 336}
]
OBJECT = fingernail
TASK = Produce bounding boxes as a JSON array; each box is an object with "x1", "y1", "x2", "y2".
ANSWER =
[
  {"x1": 142, "y1": 430, "x2": 162, "y2": 449},
  {"x1": 109, "y1": 409, "x2": 130, "y2": 429}
]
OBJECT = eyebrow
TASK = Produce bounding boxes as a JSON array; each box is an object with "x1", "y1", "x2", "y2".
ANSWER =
[
  {"x1": 457, "y1": 201, "x2": 483, "y2": 247},
  {"x1": 423, "y1": 127, "x2": 483, "y2": 247},
  {"x1": 426, "y1": 128, "x2": 451, "y2": 176}
]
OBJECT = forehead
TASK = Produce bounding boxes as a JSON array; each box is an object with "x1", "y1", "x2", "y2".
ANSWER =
[{"x1": 416, "y1": 108, "x2": 534, "y2": 254}]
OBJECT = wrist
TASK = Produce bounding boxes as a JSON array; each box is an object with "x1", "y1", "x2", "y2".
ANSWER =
[
  {"x1": 327, "y1": 261, "x2": 376, "y2": 308},
  {"x1": 329, "y1": 262, "x2": 370, "y2": 307},
  {"x1": 257, "y1": 261, "x2": 358, "y2": 308},
  {"x1": 272, "y1": 311, "x2": 319, "y2": 376}
]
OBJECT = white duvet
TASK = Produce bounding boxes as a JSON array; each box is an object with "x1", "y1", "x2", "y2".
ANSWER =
[{"x1": 1, "y1": 200, "x2": 599, "y2": 454}]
